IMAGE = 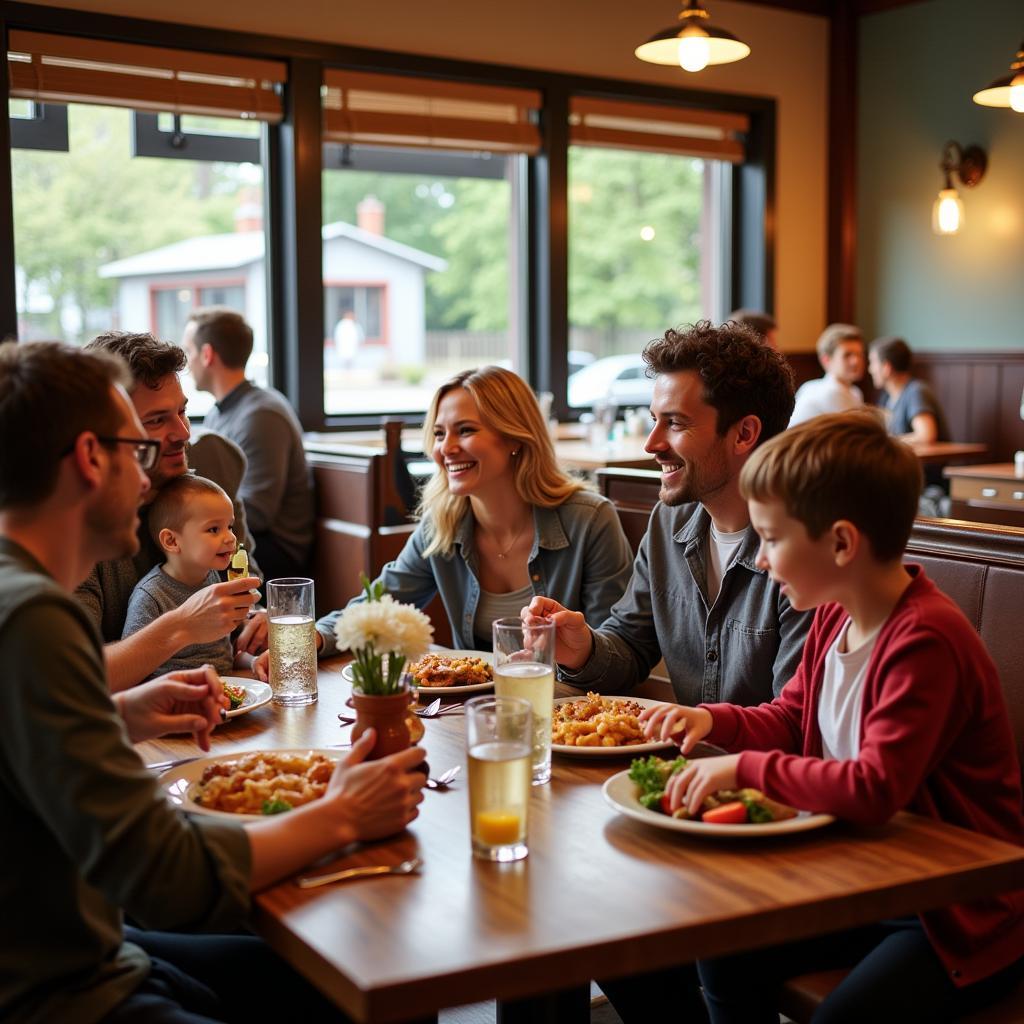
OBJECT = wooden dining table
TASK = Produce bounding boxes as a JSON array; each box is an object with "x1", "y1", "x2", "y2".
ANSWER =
[{"x1": 138, "y1": 663, "x2": 1023, "y2": 1024}]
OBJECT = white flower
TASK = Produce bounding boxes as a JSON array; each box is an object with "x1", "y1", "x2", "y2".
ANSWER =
[{"x1": 334, "y1": 594, "x2": 433, "y2": 662}]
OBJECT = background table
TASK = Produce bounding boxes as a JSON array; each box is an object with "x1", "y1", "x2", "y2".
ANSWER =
[{"x1": 138, "y1": 664, "x2": 1024, "y2": 1024}]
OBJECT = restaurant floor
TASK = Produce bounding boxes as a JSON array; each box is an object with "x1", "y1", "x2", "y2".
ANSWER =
[{"x1": 440, "y1": 986, "x2": 623, "y2": 1023}]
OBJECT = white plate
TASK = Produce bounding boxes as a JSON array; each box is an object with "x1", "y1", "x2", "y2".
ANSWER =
[
  {"x1": 220, "y1": 677, "x2": 273, "y2": 719},
  {"x1": 602, "y1": 770, "x2": 835, "y2": 837},
  {"x1": 158, "y1": 748, "x2": 342, "y2": 821},
  {"x1": 551, "y1": 695, "x2": 678, "y2": 756},
  {"x1": 341, "y1": 650, "x2": 495, "y2": 696}
]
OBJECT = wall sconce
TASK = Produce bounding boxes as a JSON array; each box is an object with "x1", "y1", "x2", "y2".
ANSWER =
[
  {"x1": 635, "y1": 0, "x2": 750, "y2": 74},
  {"x1": 932, "y1": 141, "x2": 986, "y2": 236},
  {"x1": 973, "y1": 40, "x2": 1024, "y2": 113}
]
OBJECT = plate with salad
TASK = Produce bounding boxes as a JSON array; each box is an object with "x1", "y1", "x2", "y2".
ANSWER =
[
  {"x1": 602, "y1": 755, "x2": 834, "y2": 837},
  {"x1": 220, "y1": 677, "x2": 273, "y2": 719}
]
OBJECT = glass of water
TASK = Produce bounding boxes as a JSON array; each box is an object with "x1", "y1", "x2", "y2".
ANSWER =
[
  {"x1": 266, "y1": 577, "x2": 318, "y2": 706},
  {"x1": 466, "y1": 695, "x2": 532, "y2": 862},
  {"x1": 492, "y1": 617, "x2": 555, "y2": 785}
]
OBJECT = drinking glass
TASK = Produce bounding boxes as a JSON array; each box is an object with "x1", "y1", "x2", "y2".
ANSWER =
[
  {"x1": 492, "y1": 617, "x2": 555, "y2": 785},
  {"x1": 266, "y1": 577, "x2": 318, "y2": 706},
  {"x1": 466, "y1": 695, "x2": 532, "y2": 862}
]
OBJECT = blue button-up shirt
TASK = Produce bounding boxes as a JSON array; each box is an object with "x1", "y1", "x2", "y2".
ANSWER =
[
  {"x1": 317, "y1": 490, "x2": 633, "y2": 654},
  {"x1": 562, "y1": 502, "x2": 813, "y2": 706}
]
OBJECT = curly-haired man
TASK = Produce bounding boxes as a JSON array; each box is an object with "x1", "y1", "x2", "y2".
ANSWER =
[{"x1": 527, "y1": 320, "x2": 812, "y2": 707}]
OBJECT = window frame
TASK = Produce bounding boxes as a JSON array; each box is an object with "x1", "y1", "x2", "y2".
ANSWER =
[{"x1": 0, "y1": 3, "x2": 776, "y2": 432}]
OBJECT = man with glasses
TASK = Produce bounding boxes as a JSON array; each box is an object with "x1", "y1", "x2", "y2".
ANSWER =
[
  {"x1": 78, "y1": 331, "x2": 267, "y2": 691},
  {"x1": 0, "y1": 340, "x2": 425, "y2": 1023}
]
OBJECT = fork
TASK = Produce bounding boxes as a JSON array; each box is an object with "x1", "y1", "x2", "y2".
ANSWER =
[
  {"x1": 337, "y1": 697, "x2": 445, "y2": 726},
  {"x1": 296, "y1": 857, "x2": 422, "y2": 889}
]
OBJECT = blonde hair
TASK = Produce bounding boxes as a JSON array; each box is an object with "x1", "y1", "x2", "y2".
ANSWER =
[
  {"x1": 417, "y1": 366, "x2": 586, "y2": 557},
  {"x1": 739, "y1": 410, "x2": 921, "y2": 561}
]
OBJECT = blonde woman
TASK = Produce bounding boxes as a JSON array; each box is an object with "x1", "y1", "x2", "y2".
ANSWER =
[{"x1": 257, "y1": 366, "x2": 633, "y2": 671}]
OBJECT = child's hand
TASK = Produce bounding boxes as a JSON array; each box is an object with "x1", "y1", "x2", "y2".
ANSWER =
[
  {"x1": 639, "y1": 703, "x2": 713, "y2": 753},
  {"x1": 235, "y1": 609, "x2": 268, "y2": 656},
  {"x1": 252, "y1": 649, "x2": 270, "y2": 682},
  {"x1": 663, "y1": 754, "x2": 741, "y2": 817}
]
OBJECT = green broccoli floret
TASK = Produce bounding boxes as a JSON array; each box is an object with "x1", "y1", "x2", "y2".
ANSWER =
[
  {"x1": 742, "y1": 796, "x2": 774, "y2": 823},
  {"x1": 261, "y1": 799, "x2": 293, "y2": 815},
  {"x1": 628, "y1": 755, "x2": 687, "y2": 810}
]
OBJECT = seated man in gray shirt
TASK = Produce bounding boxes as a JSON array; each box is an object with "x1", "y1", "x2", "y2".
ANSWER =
[
  {"x1": 867, "y1": 335, "x2": 950, "y2": 443},
  {"x1": 0, "y1": 340, "x2": 426, "y2": 1023},
  {"x1": 78, "y1": 332, "x2": 267, "y2": 691},
  {"x1": 183, "y1": 307, "x2": 314, "y2": 581},
  {"x1": 123, "y1": 475, "x2": 244, "y2": 679}
]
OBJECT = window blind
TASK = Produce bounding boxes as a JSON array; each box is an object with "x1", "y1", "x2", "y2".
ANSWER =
[
  {"x1": 323, "y1": 69, "x2": 540, "y2": 154},
  {"x1": 569, "y1": 96, "x2": 747, "y2": 163},
  {"x1": 7, "y1": 30, "x2": 286, "y2": 122}
]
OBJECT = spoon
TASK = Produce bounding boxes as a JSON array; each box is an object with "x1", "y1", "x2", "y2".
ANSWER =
[
  {"x1": 296, "y1": 857, "x2": 422, "y2": 889},
  {"x1": 424, "y1": 765, "x2": 461, "y2": 791}
]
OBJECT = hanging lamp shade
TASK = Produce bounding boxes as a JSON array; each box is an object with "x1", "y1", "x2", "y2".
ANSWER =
[
  {"x1": 973, "y1": 40, "x2": 1024, "y2": 112},
  {"x1": 635, "y1": 0, "x2": 750, "y2": 73}
]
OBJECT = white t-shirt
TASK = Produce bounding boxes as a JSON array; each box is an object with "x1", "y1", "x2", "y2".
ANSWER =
[
  {"x1": 817, "y1": 618, "x2": 881, "y2": 761},
  {"x1": 790, "y1": 376, "x2": 864, "y2": 426},
  {"x1": 706, "y1": 522, "x2": 747, "y2": 605}
]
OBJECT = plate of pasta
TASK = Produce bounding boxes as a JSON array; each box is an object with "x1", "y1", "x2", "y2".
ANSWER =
[
  {"x1": 342, "y1": 650, "x2": 494, "y2": 695},
  {"x1": 551, "y1": 694, "x2": 678, "y2": 756},
  {"x1": 158, "y1": 748, "x2": 340, "y2": 821}
]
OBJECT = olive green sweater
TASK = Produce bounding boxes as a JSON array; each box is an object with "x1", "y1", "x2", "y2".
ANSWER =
[{"x1": 0, "y1": 539, "x2": 251, "y2": 1023}]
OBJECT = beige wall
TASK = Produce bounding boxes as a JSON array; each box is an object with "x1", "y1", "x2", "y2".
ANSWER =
[{"x1": 22, "y1": 0, "x2": 829, "y2": 350}]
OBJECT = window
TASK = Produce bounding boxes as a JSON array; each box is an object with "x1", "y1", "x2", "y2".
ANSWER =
[
  {"x1": 567, "y1": 97, "x2": 745, "y2": 409},
  {"x1": 318, "y1": 70, "x2": 537, "y2": 417},
  {"x1": 7, "y1": 33, "x2": 283, "y2": 414}
]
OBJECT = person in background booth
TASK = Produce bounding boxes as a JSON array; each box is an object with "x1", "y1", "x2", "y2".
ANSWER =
[
  {"x1": 868, "y1": 334, "x2": 950, "y2": 444},
  {"x1": 790, "y1": 323, "x2": 865, "y2": 426},
  {"x1": 254, "y1": 365, "x2": 633, "y2": 677},
  {"x1": 728, "y1": 308, "x2": 778, "y2": 350}
]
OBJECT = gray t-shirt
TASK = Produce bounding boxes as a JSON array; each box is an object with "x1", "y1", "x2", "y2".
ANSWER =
[
  {"x1": 123, "y1": 565, "x2": 234, "y2": 679},
  {"x1": 878, "y1": 378, "x2": 950, "y2": 441},
  {"x1": 201, "y1": 380, "x2": 314, "y2": 565}
]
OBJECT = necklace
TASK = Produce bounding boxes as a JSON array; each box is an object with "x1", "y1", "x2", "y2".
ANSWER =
[{"x1": 492, "y1": 522, "x2": 528, "y2": 560}]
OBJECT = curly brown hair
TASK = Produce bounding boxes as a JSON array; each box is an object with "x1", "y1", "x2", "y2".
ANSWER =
[
  {"x1": 643, "y1": 320, "x2": 795, "y2": 443},
  {"x1": 87, "y1": 331, "x2": 186, "y2": 391}
]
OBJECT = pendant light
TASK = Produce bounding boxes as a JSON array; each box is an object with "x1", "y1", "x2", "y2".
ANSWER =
[
  {"x1": 973, "y1": 40, "x2": 1024, "y2": 113},
  {"x1": 635, "y1": 0, "x2": 750, "y2": 74}
]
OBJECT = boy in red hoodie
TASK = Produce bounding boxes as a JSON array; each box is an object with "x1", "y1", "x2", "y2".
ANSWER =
[{"x1": 644, "y1": 410, "x2": 1023, "y2": 1022}]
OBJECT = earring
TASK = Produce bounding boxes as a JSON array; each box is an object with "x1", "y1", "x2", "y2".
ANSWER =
[{"x1": 513, "y1": 448, "x2": 520, "y2": 456}]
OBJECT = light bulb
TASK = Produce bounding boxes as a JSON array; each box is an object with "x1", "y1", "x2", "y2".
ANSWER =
[
  {"x1": 932, "y1": 188, "x2": 963, "y2": 235},
  {"x1": 640, "y1": 225, "x2": 656, "y2": 241},
  {"x1": 1010, "y1": 83, "x2": 1024, "y2": 113},
  {"x1": 678, "y1": 34, "x2": 710, "y2": 73}
]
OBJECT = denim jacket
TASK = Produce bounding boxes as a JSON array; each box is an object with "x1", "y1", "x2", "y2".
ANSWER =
[
  {"x1": 317, "y1": 490, "x2": 633, "y2": 655},
  {"x1": 562, "y1": 502, "x2": 813, "y2": 706}
]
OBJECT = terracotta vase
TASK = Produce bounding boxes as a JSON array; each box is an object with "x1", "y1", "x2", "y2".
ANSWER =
[{"x1": 350, "y1": 685, "x2": 413, "y2": 760}]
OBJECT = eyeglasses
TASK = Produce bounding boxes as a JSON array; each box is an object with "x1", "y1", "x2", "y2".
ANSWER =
[
  {"x1": 61, "y1": 435, "x2": 162, "y2": 472},
  {"x1": 95, "y1": 436, "x2": 161, "y2": 471}
]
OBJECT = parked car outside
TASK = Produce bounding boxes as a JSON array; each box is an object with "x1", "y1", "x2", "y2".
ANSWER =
[{"x1": 567, "y1": 353, "x2": 654, "y2": 409}]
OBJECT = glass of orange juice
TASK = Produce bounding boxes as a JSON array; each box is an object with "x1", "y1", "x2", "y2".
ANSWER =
[{"x1": 466, "y1": 695, "x2": 532, "y2": 862}]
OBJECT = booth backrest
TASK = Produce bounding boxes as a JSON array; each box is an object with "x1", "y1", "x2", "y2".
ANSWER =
[
  {"x1": 596, "y1": 468, "x2": 1024, "y2": 769},
  {"x1": 305, "y1": 432, "x2": 452, "y2": 645}
]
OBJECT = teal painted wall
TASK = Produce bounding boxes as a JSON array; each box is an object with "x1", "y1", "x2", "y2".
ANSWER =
[{"x1": 857, "y1": 0, "x2": 1024, "y2": 350}]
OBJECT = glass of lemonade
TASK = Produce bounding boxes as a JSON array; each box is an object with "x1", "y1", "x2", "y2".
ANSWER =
[
  {"x1": 266, "y1": 578, "x2": 318, "y2": 706},
  {"x1": 492, "y1": 617, "x2": 555, "y2": 786},
  {"x1": 466, "y1": 695, "x2": 532, "y2": 862}
]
